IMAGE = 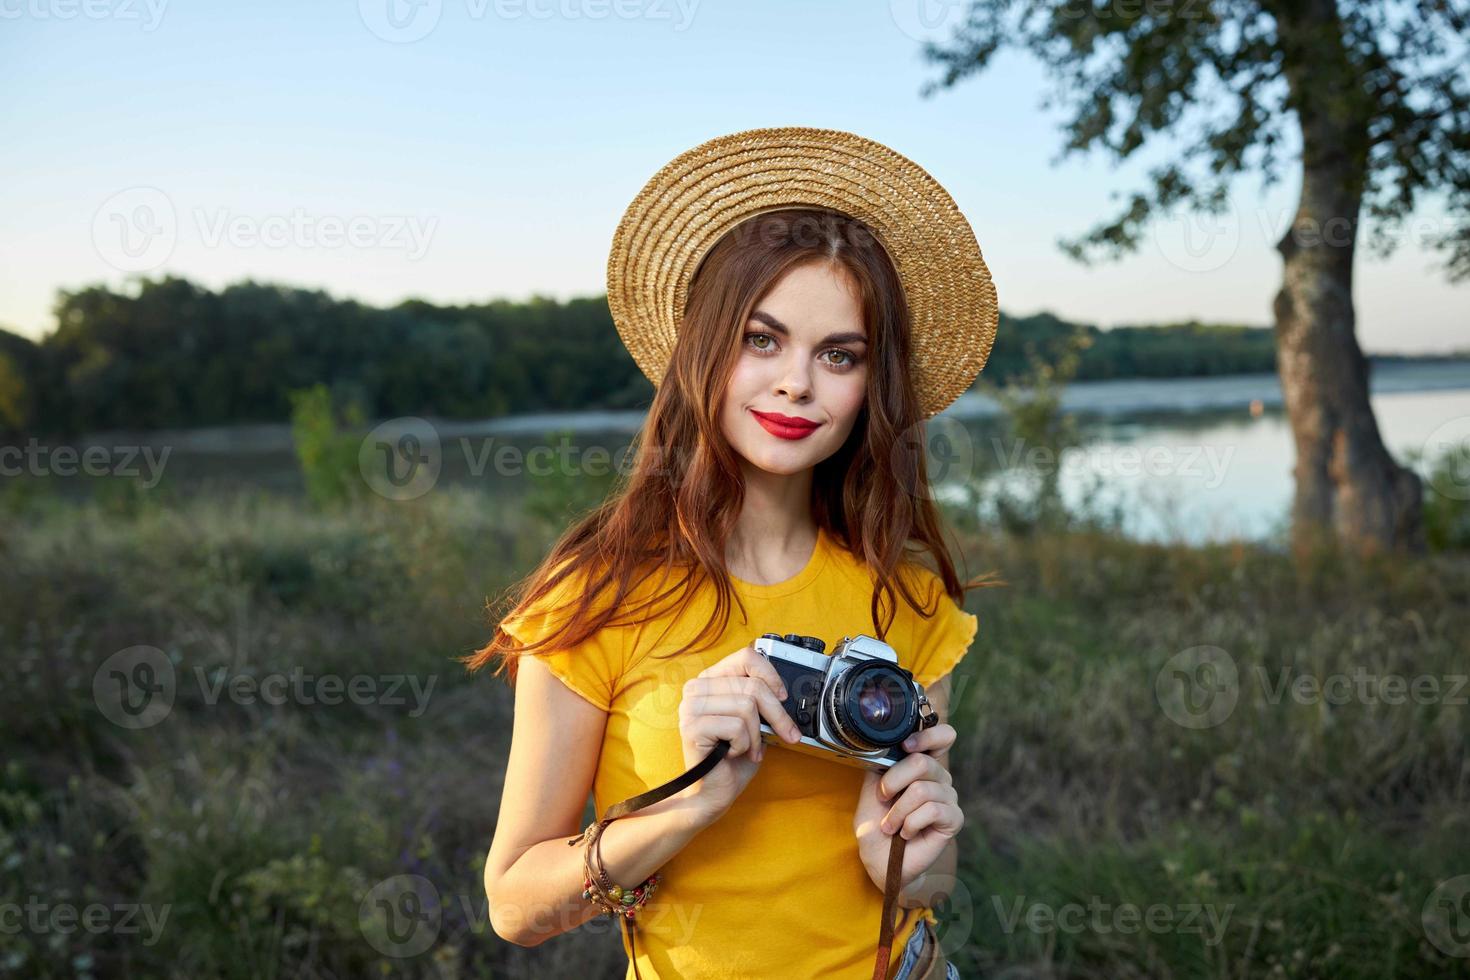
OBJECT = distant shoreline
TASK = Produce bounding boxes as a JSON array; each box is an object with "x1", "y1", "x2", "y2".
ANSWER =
[
  {"x1": 949, "y1": 357, "x2": 1470, "y2": 420},
  {"x1": 61, "y1": 357, "x2": 1470, "y2": 453}
]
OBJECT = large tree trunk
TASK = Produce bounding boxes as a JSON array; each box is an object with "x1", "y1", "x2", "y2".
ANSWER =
[
  {"x1": 1271, "y1": 0, "x2": 1424, "y2": 558},
  {"x1": 1273, "y1": 207, "x2": 1424, "y2": 558}
]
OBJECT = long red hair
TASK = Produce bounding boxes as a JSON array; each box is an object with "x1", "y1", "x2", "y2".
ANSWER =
[{"x1": 463, "y1": 207, "x2": 994, "y2": 684}]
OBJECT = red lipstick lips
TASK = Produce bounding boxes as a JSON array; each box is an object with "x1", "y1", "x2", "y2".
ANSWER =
[{"x1": 751, "y1": 410, "x2": 821, "y2": 440}]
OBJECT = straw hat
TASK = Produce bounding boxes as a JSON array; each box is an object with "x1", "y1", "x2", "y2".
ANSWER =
[{"x1": 605, "y1": 126, "x2": 999, "y2": 419}]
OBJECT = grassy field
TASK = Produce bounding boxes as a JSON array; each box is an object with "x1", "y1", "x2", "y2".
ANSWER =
[{"x1": 2, "y1": 479, "x2": 1468, "y2": 979}]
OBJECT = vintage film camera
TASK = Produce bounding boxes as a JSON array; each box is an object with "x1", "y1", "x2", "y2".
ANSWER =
[{"x1": 753, "y1": 632, "x2": 938, "y2": 771}]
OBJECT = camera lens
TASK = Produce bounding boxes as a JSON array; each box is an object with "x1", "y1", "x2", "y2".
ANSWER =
[{"x1": 825, "y1": 661, "x2": 917, "y2": 750}]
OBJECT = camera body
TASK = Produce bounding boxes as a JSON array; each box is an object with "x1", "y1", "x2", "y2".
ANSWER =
[{"x1": 753, "y1": 631, "x2": 938, "y2": 771}]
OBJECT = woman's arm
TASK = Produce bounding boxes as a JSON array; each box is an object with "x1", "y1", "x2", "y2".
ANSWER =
[{"x1": 483, "y1": 657, "x2": 713, "y2": 947}]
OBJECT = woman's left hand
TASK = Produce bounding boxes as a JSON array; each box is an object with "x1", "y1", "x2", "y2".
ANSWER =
[{"x1": 853, "y1": 722, "x2": 964, "y2": 891}]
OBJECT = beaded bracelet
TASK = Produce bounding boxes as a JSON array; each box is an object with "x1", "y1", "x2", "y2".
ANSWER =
[{"x1": 567, "y1": 817, "x2": 662, "y2": 920}]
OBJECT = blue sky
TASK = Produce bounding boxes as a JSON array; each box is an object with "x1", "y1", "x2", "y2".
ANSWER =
[{"x1": 3, "y1": 0, "x2": 1464, "y2": 351}]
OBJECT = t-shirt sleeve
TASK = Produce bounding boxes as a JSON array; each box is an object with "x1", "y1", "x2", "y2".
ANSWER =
[
  {"x1": 905, "y1": 570, "x2": 979, "y2": 689},
  {"x1": 498, "y1": 566, "x2": 625, "y2": 712}
]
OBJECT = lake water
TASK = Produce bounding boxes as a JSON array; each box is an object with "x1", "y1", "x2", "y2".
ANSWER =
[
  {"x1": 971, "y1": 384, "x2": 1470, "y2": 544},
  {"x1": 43, "y1": 359, "x2": 1470, "y2": 546},
  {"x1": 940, "y1": 359, "x2": 1470, "y2": 543}
]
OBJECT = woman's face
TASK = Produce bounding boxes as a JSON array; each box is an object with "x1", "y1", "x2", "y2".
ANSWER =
[{"x1": 718, "y1": 259, "x2": 869, "y2": 477}]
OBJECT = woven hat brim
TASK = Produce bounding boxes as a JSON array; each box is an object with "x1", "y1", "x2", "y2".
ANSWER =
[{"x1": 606, "y1": 126, "x2": 999, "y2": 419}]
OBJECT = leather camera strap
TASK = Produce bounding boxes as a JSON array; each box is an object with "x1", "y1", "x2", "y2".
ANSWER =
[{"x1": 567, "y1": 738, "x2": 909, "y2": 980}]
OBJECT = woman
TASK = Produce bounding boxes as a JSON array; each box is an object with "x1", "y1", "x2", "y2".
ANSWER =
[{"x1": 470, "y1": 128, "x2": 1000, "y2": 979}]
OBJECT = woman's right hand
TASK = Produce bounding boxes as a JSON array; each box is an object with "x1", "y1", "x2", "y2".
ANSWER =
[{"x1": 677, "y1": 644, "x2": 803, "y2": 825}]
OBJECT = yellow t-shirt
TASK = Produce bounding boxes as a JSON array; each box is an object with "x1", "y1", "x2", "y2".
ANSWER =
[{"x1": 499, "y1": 525, "x2": 979, "y2": 980}]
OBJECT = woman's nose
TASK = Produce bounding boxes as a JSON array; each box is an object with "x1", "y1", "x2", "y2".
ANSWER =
[
  {"x1": 771, "y1": 349, "x2": 816, "y2": 401},
  {"x1": 774, "y1": 367, "x2": 812, "y2": 402}
]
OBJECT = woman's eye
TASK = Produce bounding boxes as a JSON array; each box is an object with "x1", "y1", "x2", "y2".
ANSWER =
[
  {"x1": 744, "y1": 332, "x2": 861, "y2": 369},
  {"x1": 824, "y1": 348, "x2": 865, "y2": 369}
]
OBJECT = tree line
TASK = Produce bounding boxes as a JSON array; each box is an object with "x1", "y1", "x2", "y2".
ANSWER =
[{"x1": 0, "y1": 274, "x2": 1308, "y2": 438}]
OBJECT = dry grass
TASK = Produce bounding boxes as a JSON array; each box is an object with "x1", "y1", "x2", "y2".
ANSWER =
[{"x1": 2, "y1": 486, "x2": 1467, "y2": 978}]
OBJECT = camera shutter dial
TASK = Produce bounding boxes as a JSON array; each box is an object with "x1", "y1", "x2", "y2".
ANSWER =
[{"x1": 782, "y1": 633, "x2": 826, "y2": 654}]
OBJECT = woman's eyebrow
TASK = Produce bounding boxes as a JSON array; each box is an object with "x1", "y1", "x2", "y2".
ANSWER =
[{"x1": 749, "y1": 309, "x2": 867, "y2": 346}]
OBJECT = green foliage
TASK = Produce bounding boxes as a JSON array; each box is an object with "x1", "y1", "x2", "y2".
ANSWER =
[
  {"x1": 1405, "y1": 441, "x2": 1470, "y2": 552},
  {"x1": 0, "y1": 327, "x2": 40, "y2": 437},
  {"x1": 237, "y1": 851, "x2": 371, "y2": 951},
  {"x1": 20, "y1": 277, "x2": 656, "y2": 437},
  {"x1": 0, "y1": 486, "x2": 576, "y2": 979},
  {"x1": 917, "y1": 0, "x2": 1470, "y2": 281},
  {"x1": 940, "y1": 527, "x2": 1470, "y2": 978},
  {"x1": 4, "y1": 486, "x2": 1467, "y2": 978},
  {"x1": 987, "y1": 334, "x2": 1085, "y2": 533},
  {"x1": 288, "y1": 383, "x2": 367, "y2": 509},
  {"x1": 520, "y1": 428, "x2": 619, "y2": 532},
  {"x1": 0, "y1": 468, "x2": 48, "y2": 523},
  {"x1": 983, "y1": 312, "x2": 1278, "y2": 384},
  {"x1": 962, "y1": 328, "x2": 1125, "y2": 536},
  {"x1": 959, "y1": 813, "x2": 1466, "y2": 979},
  {"x1": 0, "y1": 350, "x2": 29, "y2": 433},
  {"x1": 2, "y1": 276, "x2": 1309, "y2": 439}
]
